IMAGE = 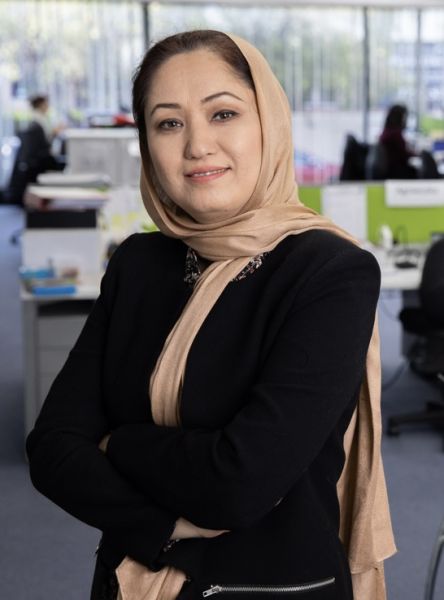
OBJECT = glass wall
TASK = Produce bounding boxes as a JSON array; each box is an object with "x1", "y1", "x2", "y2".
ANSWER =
[
  {"x1": 0, "y1": 0, "x2": 143, "y2": 136},
  {"x1": 368, "y1": 9, "x2": 418, "y2": 144},
  {"x1": 420, "y1": 9, "x2": 444, "y2": 149},
  {"x1": 1, "y1": 2, "x2": 444, "y2": 184},
  {"x1": 151, "y1": 4, "x2": 364, "y2": 183}
]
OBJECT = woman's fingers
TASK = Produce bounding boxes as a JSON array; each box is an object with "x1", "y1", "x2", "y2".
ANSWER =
[
  {"x1": 172, "y1": 517, "x2": 229, "y2": 539},
  {"x1": 98, "y1": 434, "x2": 111, "y2": 453},
  {"x1": 198, "y1": 526, "x2": 229, "y2": 538}
]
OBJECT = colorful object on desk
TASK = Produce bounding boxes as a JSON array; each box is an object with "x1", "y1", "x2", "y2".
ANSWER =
[
  {"x1": 20, "y1": 265, "x2": 78, "y2": 296},
  {"x1": 21, "y1": 276, "x2": 78, "y2": 295},
  {"x1": 19, "y1": 266, "x2": 56, "y2": 280},
  {"x1": 22, "y1": 277, "x2": 78, "y2": 295},
  {"x1": 32, "y1": 284, "x2": 77, "y2": 296}
]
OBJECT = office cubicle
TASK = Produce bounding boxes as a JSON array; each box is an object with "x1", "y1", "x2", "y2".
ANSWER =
[{"x1": 299, "y1": 183, "x2": 444, "y2": 244}]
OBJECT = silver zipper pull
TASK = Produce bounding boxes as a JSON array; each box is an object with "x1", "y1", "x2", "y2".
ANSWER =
[{"x1": 203, "y1": 585, "x2": 223, "y2": 597}]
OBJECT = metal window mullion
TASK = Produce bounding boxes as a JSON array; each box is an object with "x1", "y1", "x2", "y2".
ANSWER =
[
  {"x1": 363, "y1": 6, "x2": 370, "y2": 143},
  {"x1": 415, "y1": 8, "x2": 422, "y2": 133},
  {"x1": 142, "y1": 1, "x2": 150, "y2": 51}
]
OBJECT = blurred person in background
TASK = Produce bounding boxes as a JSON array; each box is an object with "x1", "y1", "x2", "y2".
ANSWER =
[
  {"x1": 377, "y1": 104, "x2": 441, "y2": 180},
  {"x1": 28, "y1": 94, "x2": 65, "y2": 143},
  {"x1": 4, "y1": 94, "x2": 65, "y2": 205},
  {"x1": 378, "y1": 104, "x2": 417, "y2": 179}
]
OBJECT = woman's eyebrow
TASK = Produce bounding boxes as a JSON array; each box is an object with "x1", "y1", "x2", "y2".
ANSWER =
[
  {"x1": 202, "y1": 91, "x2": 245, "y2": 104},
  {"x1": 150, "y1": 102, "x2": 181, "y2": 116},
  {"x1": 150, "y1": 91, "x2": 245, "y2": 116}
]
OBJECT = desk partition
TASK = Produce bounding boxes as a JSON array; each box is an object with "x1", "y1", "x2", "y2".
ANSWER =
[{"x1": 299, "y1": 183, "x2": 444, "y2": 244}]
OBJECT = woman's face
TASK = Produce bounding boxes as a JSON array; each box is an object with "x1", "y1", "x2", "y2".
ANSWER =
[{"x1": 145, "y1": 49, "x2": 262, "y2": 224}]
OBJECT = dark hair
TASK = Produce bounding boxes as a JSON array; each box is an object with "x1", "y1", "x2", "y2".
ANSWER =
[
  {"x1": 132, "y1": 30, "x2": 255, "y2": 154},
  {"x1": 29, "y1": 94, "x2": 48, "y2": 110},
  {"x1": 384, "y1": 104, "x2": 408, "y2": 130}
]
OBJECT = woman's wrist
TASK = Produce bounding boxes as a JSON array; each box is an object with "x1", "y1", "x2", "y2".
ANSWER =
[
  {"x1": 98, "y1": 433, "x2": 111, "y2": 453},
  {"x1": 172, "y1": 517, "x2": 229, "y2": 540}
]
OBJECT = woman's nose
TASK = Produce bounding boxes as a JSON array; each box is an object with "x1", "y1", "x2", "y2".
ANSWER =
[{"x1": 184, "y1": 122, "x2": 216, "y2": 159}]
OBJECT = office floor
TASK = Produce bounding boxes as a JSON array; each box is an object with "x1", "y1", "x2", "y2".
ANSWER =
[
  {"x1": 1, "y1": 205, "x2": 444, "y2": 599},
  {"x1": 379, "y1": 289, "x2": 444, "y2": 599}
]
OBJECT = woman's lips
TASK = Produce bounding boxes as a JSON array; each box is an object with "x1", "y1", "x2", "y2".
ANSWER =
[{"x1": 185, "y1": 167, "x2": 229, "y2": 183}]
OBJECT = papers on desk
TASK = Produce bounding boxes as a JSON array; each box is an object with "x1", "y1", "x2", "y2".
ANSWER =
[
  {"x1": 385, "y1": 180, "x2": 444, "y2": 207},
  {"x1": 321, "y1": 184, "x2": 367, "y2": 241},
  {"x1": 37, "y1": 172, "x2": 111, "y2": 188},
  {"x1": 19, "y1": 265, "x2": 79, "y2": 296},
  {"x1": 25, "y1": 185, "x2": 109, "y2": 210}
]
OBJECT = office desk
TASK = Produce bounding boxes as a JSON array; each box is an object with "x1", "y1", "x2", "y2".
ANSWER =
[
  {"x1": 370, "y1": 245, "x2": 424, "y2": 291},
  {"x1": 380, "y1": 264, "x2": 422, "y2": 291},
  {"x1": 21, "y1": 245, "x2": 426, "y2": 437},
  {"x1": 22, "y1": 280, "x2": 100, "y2": 436},
  {"x1": 371, "y1": 245, "x2": 427, "y2": 363}
]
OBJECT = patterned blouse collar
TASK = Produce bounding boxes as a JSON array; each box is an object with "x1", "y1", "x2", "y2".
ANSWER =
[{"x1": 184, "y1": 247, "x2": 268, "y2": 287}]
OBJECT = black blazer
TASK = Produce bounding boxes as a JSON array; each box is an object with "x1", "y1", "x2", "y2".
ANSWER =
[{"x1": 27, "y1": 230, "x2": 380, "y2": 600}]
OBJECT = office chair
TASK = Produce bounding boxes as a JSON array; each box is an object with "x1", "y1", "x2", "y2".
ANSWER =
[
  {"x1": 365, "y1": 143, "x2": 389, "y2": 180},
  {"x1": 425, "y1": 514, "x2": 444, "y2": 600},
  {"x1": 387, "y1": 239, "x2": 444, "y2": 441},
  {"x1": 339, "y1": 134, "x2": 369, "y2": 181},
  {"x1": 4, "y1": 123, "x2": 63, "y2": 207},
  {"x1": 419, "y1": 149, "x2": 441, "y2": 179},
  {"x1": 5, "y1": 124, "x2": 64, "y2": 244}
]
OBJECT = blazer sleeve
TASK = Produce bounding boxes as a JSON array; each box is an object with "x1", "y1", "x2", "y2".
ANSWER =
[
  {"x1": 26, "y1": 236, "x2": 177, "y2": 569},
  {"x1": 106, "y1": 248, "x2": 381, "y2": 530}
]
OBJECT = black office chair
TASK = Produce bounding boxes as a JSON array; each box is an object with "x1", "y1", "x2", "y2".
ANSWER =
[
  {"x1": 339, "y1": 134, "x2": 369, "y2": 181},
  {"x1": 365, "y1": 143, "x2": 389, "y2": 180},
  {"x1": 4, "y1": 122, "x2": 63, "y2": 206},
  {"x1": 419, "y1": 149, "x2": 442, "y2": 179},
  {"x1": 387, "y1": 239, "x2": 444, "y2": 441}
]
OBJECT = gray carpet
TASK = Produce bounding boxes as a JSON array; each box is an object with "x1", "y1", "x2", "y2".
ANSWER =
[
  {"x1": 1, "y1": 205, "x2": 444, "y2": 599},
  {"x1": 0, "y1": 206, "x2": 98, "y2": 599},
  {"x1": 379, "y1": 290, "x2": 444, "y2": 599}
]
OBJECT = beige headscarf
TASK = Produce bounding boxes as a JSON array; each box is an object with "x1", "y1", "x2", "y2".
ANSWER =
[{"x1": 116, "y1": 33, "x2": 396, "y2": 600}]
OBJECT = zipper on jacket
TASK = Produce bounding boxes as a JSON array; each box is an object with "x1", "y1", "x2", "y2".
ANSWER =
[{"x1": 202, "y1": 577, "x2": 335, "y2": 597}]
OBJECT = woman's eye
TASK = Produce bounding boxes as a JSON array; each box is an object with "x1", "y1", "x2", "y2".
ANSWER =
[
  {"x1": 213, "y1": 110, "x2": 237, "y2": 121},
  {"x1": 158, "y1": 119, "x2": 182, "y2": 130}
]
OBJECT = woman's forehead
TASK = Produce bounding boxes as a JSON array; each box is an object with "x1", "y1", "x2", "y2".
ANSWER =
[{"x1": 146, "y1": 49, "x2": 254, "y2": 108}]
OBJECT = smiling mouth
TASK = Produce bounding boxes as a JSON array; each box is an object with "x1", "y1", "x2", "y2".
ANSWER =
[{"x1": 186, "y1": 168, "x2": 229, "y2": 179}]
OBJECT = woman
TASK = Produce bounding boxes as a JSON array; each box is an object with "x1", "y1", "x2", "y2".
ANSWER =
[
  {"x1": 378, "y1": 104, "x2": 416, "y2": 179},
  {"x1": 26, "y1": 31, "x2": 395, "y2": 600},
  {"x1": 5, "y1": 94, "x2": 64, "y2": 205}
]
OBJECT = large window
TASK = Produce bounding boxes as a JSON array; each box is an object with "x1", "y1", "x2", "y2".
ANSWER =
[
  {"x1": 420, "y1": 9, "x2": 444, "y2": 144},
  {"x1": 0, "y1": 0, "x2": 143, "y2": 136},
  {"x1": 151, "y1": 4, "x2": 364, "y2": 183},
  {"x1": 368, "y1": 9, "x2": 418, "y2": 143},
  {"x1": 1, "y1": 1, "x2": 444, "y2": 185}
]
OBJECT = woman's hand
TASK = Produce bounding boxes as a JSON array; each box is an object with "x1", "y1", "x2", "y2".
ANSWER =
[
  {"x1": 172, "y1": 517, "x2": 229, "y2": 540},
  {"x1": 97, "y1": 433, "x2": 227, "y2": 540},
  {"x1": 99, "y1": 434, "x2": 111, "y2": 453},
  {"x1": 96, "y1": 433, "x2": 226, "y2": 540},
  {"x1": 99, "y1": 433, "x2": 228, "y2": 540}
]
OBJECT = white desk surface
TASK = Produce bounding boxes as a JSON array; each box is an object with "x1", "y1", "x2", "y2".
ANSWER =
[
  {"x1": 20, "y1": 244, "x2": 425, "y2": 302},
  {"x1": 380, "y1": 266, "x2": 422, "y2": 291},
  {"x1": 369, "y1": 244, "x2": 424, "y2": 291}
]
